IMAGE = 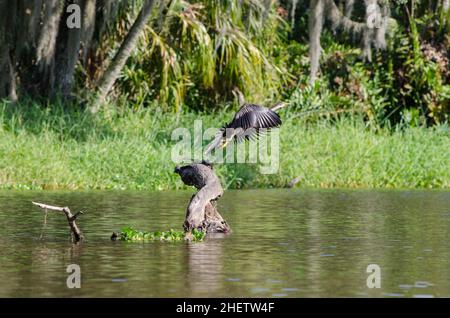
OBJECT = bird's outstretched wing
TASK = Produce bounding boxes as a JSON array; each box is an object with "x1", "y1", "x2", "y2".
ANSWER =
[
  {"x1": 204, "y1": 103, "x2": 282, "y2": 156},
  {"x1": 228, "y1": 104, "x2": 282, "y2": 142}
]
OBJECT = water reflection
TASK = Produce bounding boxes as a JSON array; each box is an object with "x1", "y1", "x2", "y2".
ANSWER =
[{"x1": 187, "y1": 236, "x2": 225, "y2": 296}]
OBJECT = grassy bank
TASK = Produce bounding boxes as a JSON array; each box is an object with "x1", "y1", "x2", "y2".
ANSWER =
[{"x1": 0, "y1": 101, "x2": 449, "y2": 190}]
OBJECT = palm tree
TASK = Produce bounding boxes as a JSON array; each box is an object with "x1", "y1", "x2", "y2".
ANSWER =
[{"x1": 92, "y1": 0, "x2": 157, "y2": 112}]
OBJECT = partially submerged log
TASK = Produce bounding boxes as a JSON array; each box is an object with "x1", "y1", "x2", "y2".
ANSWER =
[
  {"x1": 175, "y1": 162, "x2": 231, "y2": 235},
  {"x1": 32, "y1": 201, "x2": 84, "y2": 243}
]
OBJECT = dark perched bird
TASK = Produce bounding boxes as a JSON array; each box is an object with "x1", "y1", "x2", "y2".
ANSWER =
[
  {"x1": 204, "y1": 101, "x2": 285, "y2": 155},
  {"x1": 174, "y1": 162, "x2": 221, "y2": 191}
]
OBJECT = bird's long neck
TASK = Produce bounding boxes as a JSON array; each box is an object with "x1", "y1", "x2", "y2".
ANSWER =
[
  {"x1": 232, "y1": 87, "x2": 245, "y2": 106},
  {"x1": 271, "y1": 102, "x2": 286, "y2": 112}
]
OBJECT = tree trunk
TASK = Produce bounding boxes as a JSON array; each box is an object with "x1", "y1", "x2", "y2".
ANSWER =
[
  {"x1": 0, "y1": 0, "x2": 17, "y2": 101},
  {"x1": 36, "y1": 0, "x2": 63, "y2": 65},
  {"x1": 175, "y1": 163, "x2": 231, "y2": 235},
  {"x1": 345, "y1": 0, "x2": 355, "y2": 17},
  {"x1": 53, "y1": 0, "x2": 83, "y2": 98},
  {"x1": 0, "y1": 47, "x2": 18, "y2": 101},
  {"x1": 81, "y1": 0, "x2": 97, "y2": 63},
  {"x1": 35, "y1": 0, "x2": 64, "y2": 95},
  {"x1": 91, "y1": 0, "x2": 156, "y2": 112},
  {"x1": 309, "y1": 0, "x2": 325, "y2": 83}
]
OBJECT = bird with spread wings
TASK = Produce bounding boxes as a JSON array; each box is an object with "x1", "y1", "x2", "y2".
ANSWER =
[{"x1": 204, "y1": 95, "x2": 286, "y2": 156}]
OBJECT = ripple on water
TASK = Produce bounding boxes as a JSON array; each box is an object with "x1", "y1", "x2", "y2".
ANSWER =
[
  {"x1": 266, "y1": 279, "x2": 282, "y2": 284},
  {"x1": 413, "y1": 294, "x2": 434, "y2": 298},
  {"x1": 399, "y1": 284, "x2": 414, "y2": 289},
  {"x1": 282, "y1": 288, "x2": 299, "y2": 292},
  {"x1": 251, "y1": 287, "x2": 270, "y2": 293},
  {"x1": 399, "y1": 281, "x2": 433, "y2": 289},
  {"x1": 383, "y1": 293, "x2": 404, "y2": 297},
  {"x1": 414, "y1": 281, "x2": 433, "y2": 288},
  {"x1": 320, "y1": 253, "x2": 335, "y2": 257}
]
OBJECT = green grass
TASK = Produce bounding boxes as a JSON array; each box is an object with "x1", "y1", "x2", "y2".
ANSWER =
[{"x1": 0, "y1": 100, "x2": 449, "y2": 190}]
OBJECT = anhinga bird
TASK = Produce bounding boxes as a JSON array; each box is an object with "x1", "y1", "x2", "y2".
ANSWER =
[{"x1": 204, "y1": 89, "x2": 286, "y2": 156}]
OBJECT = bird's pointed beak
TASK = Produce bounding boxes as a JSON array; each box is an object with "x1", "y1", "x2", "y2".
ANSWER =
[{"x1": 220, "y1": 139, "x2": 229, "y2": 149}]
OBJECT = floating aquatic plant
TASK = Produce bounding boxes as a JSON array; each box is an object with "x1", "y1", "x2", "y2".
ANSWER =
[{"x1": 113, "y1": 226, "x2": 205, "y2": 242}]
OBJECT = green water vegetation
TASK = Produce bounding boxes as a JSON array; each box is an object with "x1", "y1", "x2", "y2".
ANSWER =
[{"x1": 117, "y1": 226, "x2": 205, "y2": 242}]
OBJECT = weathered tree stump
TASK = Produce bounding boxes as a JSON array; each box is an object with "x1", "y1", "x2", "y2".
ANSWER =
[{"x1": 175, "y1": 162, "x2": 231, "y2": 235}]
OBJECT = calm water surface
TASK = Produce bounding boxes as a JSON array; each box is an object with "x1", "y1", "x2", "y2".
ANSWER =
[{"x1": 0, "y1": 189, "x2": 449, "y2": 297}]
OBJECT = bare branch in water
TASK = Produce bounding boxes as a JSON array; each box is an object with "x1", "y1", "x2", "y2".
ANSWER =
[{"x1": 32, "y1": 201, "x2": 84, "y2": 243}]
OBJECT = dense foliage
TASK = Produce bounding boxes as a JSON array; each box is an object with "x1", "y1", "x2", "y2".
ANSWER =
[{"x1": 0, "y1": 1, "x2": 448, "y2": 125}]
